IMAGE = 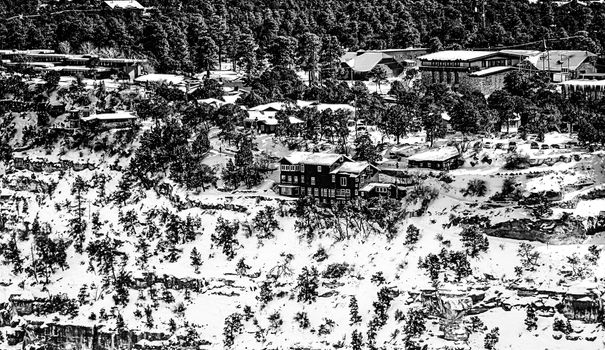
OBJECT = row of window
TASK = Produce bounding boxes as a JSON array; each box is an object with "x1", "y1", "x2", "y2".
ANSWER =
[
  {"x1": 281, "y1": 164, "x2": 328, "y2": 173},
  {"x1": 281, "y1": 164, "x2": 301, "y2": 172},
  {"x1": 281, "y1": 174, "x2": 351, "y2": 187},
  {"x1": 302, "y1": 187, "x2": 354, "y2": 198}
]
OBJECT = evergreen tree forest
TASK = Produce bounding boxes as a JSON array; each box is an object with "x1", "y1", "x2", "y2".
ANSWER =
[{"x1": 0, "y1": 0, "x2": 603, "y2": 74}]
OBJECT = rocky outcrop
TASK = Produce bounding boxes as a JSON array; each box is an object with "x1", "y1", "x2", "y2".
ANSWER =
[{"x1": 484, "y1": 217, "x2": 586, "y2": 244}]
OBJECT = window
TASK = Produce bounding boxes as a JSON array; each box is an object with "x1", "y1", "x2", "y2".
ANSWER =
[
  {"x1": 281, "y1": 175, "x2": 286, "y2": 182},
  {"x1": 317, "y1": 165, "x2": 322, "y2": 173},
  {"x1": 293, "y1": 176, "x2": 298, "y2": 184},
  {"x1": 288, "y1": 176, "x2": 292, "y2": 183},
  {"x1": 301, "y1": 176, "x2": 305, "y2": 183},
  {"x1": 314, "y1": 188, "x2": 319, "y2": 197},
  {"x1": 330, "y1": 189, "x2": 335, "y2": 197},
  {"x1": 345, "y1": 189, "x2": 351, "y2": 197},
  {"x1": 301, "y1": 164, "x2": 305, "y2": 172},
  {"x1": 311, "y1": 177, "x2": 316, "y2": 185},
  {"x1": 340, "y1": 177, "x2": 347, "y2": 186},
  {"x1": 332, "y1": 175, "x2": 336, "y2": 183}
]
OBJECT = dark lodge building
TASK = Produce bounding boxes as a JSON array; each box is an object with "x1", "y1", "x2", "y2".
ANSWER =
[
  {"x1": 278, "y1": 152, "x2": 379, "y2": 202},
  {"x1": 407, "y1": 147, "x2": 462, "y2": 171}
]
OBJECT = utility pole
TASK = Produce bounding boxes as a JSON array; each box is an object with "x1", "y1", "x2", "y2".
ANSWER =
[{"x1": 482, "y1": 0, "x2": 486, "y2": 30}]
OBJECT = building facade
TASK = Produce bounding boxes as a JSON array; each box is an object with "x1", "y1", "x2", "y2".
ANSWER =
[
  {"x1": 407, "y1": 147, "x2": 462, "y2": 171},
  {"x1": 278, "y1": 152, "x2": 379, "y2": 202},
  {"x1": 418, "y1": 49, "x2": 538, "y2": 94}
]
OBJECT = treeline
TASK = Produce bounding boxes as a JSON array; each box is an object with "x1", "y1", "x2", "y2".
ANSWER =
[{"x1": 0, "y1": 0, "x2": 603, "y2": 74}]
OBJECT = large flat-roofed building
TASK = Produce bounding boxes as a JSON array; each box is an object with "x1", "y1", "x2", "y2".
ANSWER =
[
  {"x1": 278, "y1": 152, "x2": 379, "y2": 202},
  {"x1": 407, "y1": 146, "x2": 461, "y2": 171},
  {"x1": 0, "y1": 50, "x2": 147, "y2": 80},
  {"x1": 418, "y1": 49, "x2": 537, "y2": 93}
]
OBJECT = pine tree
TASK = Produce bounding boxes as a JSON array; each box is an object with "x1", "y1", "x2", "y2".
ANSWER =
[
  {"x1": 353, "y1": 134, "x2": 381, "y2": 164},
  {"x1": 351, "y1": 330, "x2": 364, "y2": 350},
  {"x1": 235, "y1": 257, "x2": 250, "y2": 276},
  {"x1": 70, "y1": 175, "x2": 89, "y2": 253},
  {"x1": 294, "y1": 311, "x2": 310, "y2": 329},
  {"x1": 252, "y1": 206, "x2": 279, "y2": 240},
  {"x1": 295, "y1": 266, "x2": 319, "y2": 304},
  {"x1": 349, "y1": 296, "x2": 362, "y2": 325},
  {"x1": 211, "y1": 218, "x2": 240, "y2": 260},
  {"x1": 223, "y1": 313, "x2": 243, "y2": 349},
  {"x1": 405, "y1": 224, "x2": 421, "y2": 245},
  {"x1": 135, "y1": 236, "x2": 151, "y2": 270},
  {"x1": 258, "y1": 279, "x2": 274, "y2": 308},
  {"x1": 484, "y1": 327, "x2": 500, "y2": 349},
  {"x1": 78, "y1": 284, "x2": 89, "y2": 305},
  {"x1": 144, "y1": 306, "x2": 154, "y2": 329},
  {"x1": 168, "y1": 318, "x2": 177, "y2": 333},
  {"x1": 113, "y1": 268, "x2": 132, "y2": 306},
  {"x1": 460, "y1": 226, "x2": 489, "y2": 258},
  {"x1": 525, "y1": 304, "x2": 538, "y2": 331},
  {"x1": 116, "y1": 314, "x2": 126, "y2": 332},
  {"x1": 190, "y1": 247, "x2": 202, "y2": 273}
]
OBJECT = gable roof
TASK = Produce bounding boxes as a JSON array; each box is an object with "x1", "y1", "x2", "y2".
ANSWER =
[
  {"x1": 282, "y1": 152, "x2": 347, "y2": 166},
  {"x1": 103, "y1": 0, "x2": 144, "y2": 9},
  {"x1": 343, "y1": 52, "x2": 396, "y2": 72},
  {"x1": 331, "y1": 161, "x2": 377, "y2": 175},
  {"x1": 525, "y1": 50, "x2": 596, "y2": 72},
  {"x1": 469, "y1": 66, "x2": 515, "y2": 77},
  {"x1": 418, "y1": 50, "x2": 495, "y2": 62},
  {"x1": 408, "y1": 146, "x2": 460, "y2": 162}
]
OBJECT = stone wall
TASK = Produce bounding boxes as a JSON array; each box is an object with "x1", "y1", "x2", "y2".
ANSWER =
[{"x1": 459, "y1": 72, "x2": 508, "y2": 95}]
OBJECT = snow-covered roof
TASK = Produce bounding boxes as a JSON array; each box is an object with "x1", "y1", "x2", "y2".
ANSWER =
[
  {"x1": 331, "y1": 161, "x2": 374, "y2": 175},
  {"x1": 418, "y1": 50, "x2": 495, "y2": 62},
  {"x1": 282, "y1": 152, "x2": 346, "y2": 166},
  {"x1": 198, "y1": 98, "x2": 226, "y2": 106},
  {"x1": 296, "y1": 100, "x2": 319, "y2": 108},
  {"x1": 360, "y1": 183, "x2": 392, "y2": 192},
  {"x1": 470, "y1": 66, "x2": 515, "y2": 77},
  {"x1": 499, "y1": 49, "x2": 541, "y2": 57},
  {"x1": 249, "y1": 102, "x2": 287, "y2": 112},
  {"x1": 314, "y1": 103, "x2": 355, "y2": 113},
  {"x1": 246, "y1": 112, "x2": 303, "y2": 125},
  {"x1": 344, "y1": 52, "x2": 393, "y2": 72},
  {"x1": 134, "y1": 74, "x2": 185, "y2": 85},
  {"x1": 524, "y1": 50, "x2": 596, "y2": 72},
  {"x1": 103, "y1": 0, "x2": 145, "y2": 9},
  {"x1": 407, "y1": 146, "x2": 459, "y2": 162},
  {"x1": 80, "y1": 111, "x2": 137, "y2": 122}
]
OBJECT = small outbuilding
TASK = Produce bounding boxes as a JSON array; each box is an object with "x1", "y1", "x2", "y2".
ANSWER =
[{"x1": 407, "y1": 146, "x2": 461, "y2": 170}]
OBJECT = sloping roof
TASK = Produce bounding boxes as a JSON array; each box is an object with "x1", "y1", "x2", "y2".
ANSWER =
[
  {"x1": 198, "y1": 98, "x2": 226, "y2": 106},
  {"x1": 81, "y1": 111, "x2": 137, "y2": 122},
  {"x1": 418, "y1": 50, "x2": 495, "y2": 62},
  {"x1": 134, "y1": 74, "x2": 185, "y2": 85},
  {"x1": 314, "y1": 103, "x2": 355, "y2": 113},
  {"x1": 249, "y1": 102, "x2": 287, "y2": 112},
  {"x1": 469, "y1": 66, "x2": 515, "y2": 77},
  {"x1": 104, "y1": 0, "x2": 144, "y2": 9},
  {"x1": 498, "y1": 49, "x2": 541, "y2": 57},
  {"x1": 525, "y1": 50, "x2": 596, "y2": 72},
  {"x1": 283, "y1": 152, "x2": 345, "y2": 166},
  {"x1": 407, "y1": 146, "x2": 460, "y2": 162},
  {"x1": 340, "y1": 52, "x2": 358, "y2": 63},
  {"x1": 344, "y1": 52, "x2": 394, "y2": 72},
  {"x1": 331, "y1": 161, "x2": 374, "y2": 175}
]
